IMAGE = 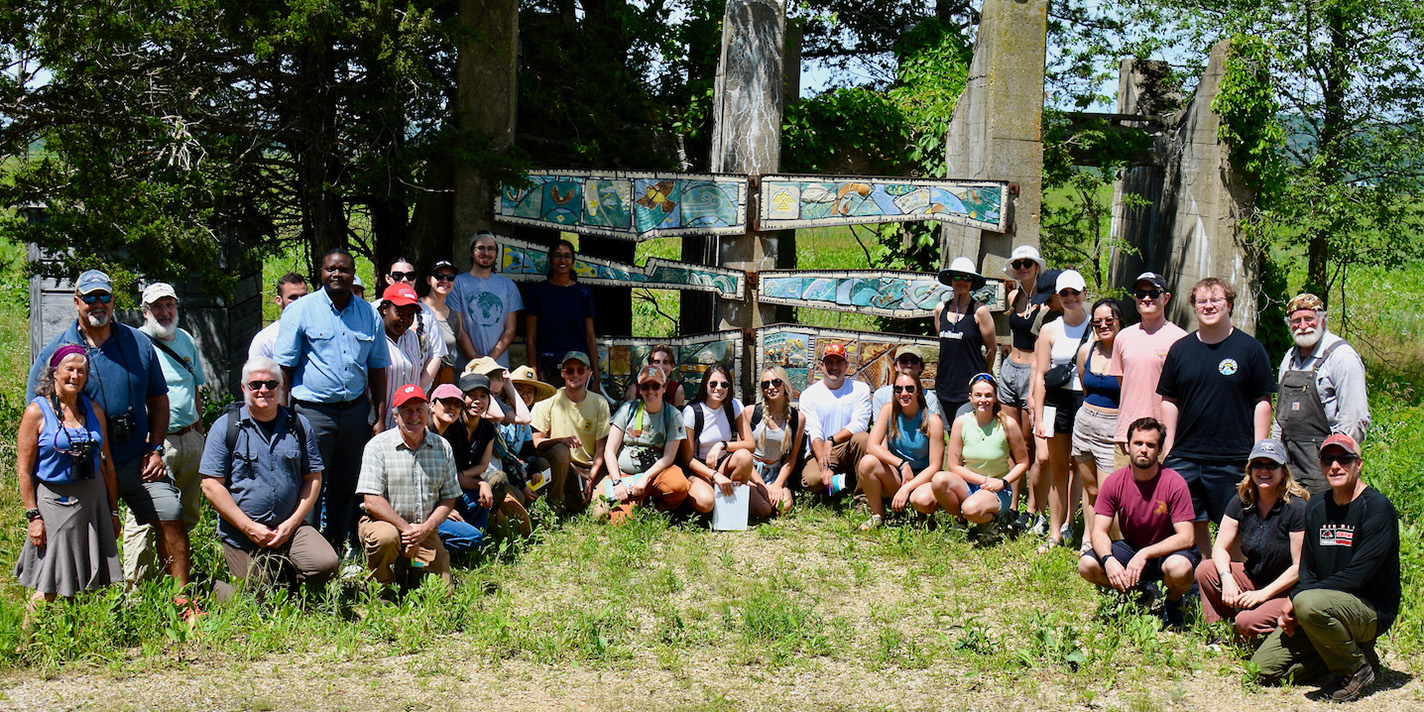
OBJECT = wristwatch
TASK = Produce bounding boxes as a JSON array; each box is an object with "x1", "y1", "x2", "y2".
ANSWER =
[
  {"x1": 148, "y1": 444, "x2": 164, "y2": 455},
  {"x1": 25, "y1": 508, "x2": 41, "y2": 521}
]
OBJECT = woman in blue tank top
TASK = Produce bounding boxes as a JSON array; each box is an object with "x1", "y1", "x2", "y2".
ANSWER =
[
  {"x1": 858, "y1": 373, "x2": 948, "y2": 529},
  {"x1": 1069, "y1": 298, "x2": 1123, "y2": 552},
  {"x1": 15, "y1": 345, "x2": 121, "y2": 625}
]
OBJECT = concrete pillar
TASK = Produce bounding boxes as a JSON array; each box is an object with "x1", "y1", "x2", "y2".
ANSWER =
[{"x1": 939, "y1": 0, "x2": 1047, "y2": 278}]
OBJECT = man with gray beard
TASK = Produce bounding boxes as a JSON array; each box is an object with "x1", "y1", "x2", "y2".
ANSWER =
[
  {"x1": 123, "y1": 283, "x2": 207, "y2": 580},
  {"x1": 1270, "y1": 293, "x2": 1370, "y2": 495}
]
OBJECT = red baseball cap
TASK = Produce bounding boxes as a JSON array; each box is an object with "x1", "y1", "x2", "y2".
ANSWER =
[
  {"x1": 822, "y1": 342, "x2": 848, "y2": 361},
  {"x1": 382, "y1": 284, "x2": 419, "y2": 307},
  {"x1": 391, "y1": 384, "x2": 428, "y2": 408},
  {"x1": 1320, "y1": 433, "x2": 1361, "y2": 458}
]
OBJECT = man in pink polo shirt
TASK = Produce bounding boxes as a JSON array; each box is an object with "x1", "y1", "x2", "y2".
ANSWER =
[{"x1": 1108, "y1": 272, "x2": 1186, "y2": 470}]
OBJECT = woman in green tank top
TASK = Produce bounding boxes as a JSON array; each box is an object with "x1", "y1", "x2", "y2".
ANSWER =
[{"x1": 946, "y1": 374, "x2": 1029, "y2": 527}]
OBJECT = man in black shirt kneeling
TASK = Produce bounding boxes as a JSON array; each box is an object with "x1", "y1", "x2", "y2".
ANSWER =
[{"x1": 1252, "y1": 433, "x2": 1399, "y2": 702}]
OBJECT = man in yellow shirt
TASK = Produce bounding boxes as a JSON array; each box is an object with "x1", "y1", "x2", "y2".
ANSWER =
[{"x1": 531, "y1": 352, "x2": 609, "y2": 515}]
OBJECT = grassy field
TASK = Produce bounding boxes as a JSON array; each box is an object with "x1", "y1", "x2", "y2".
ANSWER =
[{"x1": 1, "y1": 232, "x2": 1422, "y2": 710}]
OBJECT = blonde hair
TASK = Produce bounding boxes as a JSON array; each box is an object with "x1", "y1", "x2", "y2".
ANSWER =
[
  {"x1": 755, "y1": 366, "x2": 795, "y2": 454},
  {"x1": 1236, "y1": 462, "x2": 1310, "y2": 507}
]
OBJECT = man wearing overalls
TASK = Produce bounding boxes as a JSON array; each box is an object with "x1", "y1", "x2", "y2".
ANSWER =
[{"x1": 1271, "y1": 293, "x2": 1371, "y2": 495}]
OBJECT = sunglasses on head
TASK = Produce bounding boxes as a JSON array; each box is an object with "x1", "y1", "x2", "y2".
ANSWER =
[
  {"x1": 1133, "y1": 289, "x2": 1163, "y2": 300},
  {"x1": 893, "y1": 384, "x2": 917, "y2": 394},
  {"x1": 389, "y1": 271, "x2": 416, "y2": 282},
  {"x1": 80, "y1": 293, "x2": 113, "y2": 305},
  {"x1": 1058, "y1": 288, "x2": 1082, "y2": 297},
  {"x1": 246, "y1": 379, "x2": 279, "y2": 392},
  {"x1": 1320, "y1": 452, "x2": 1359, "y2": 467},
  {"x1": 969, "y1": 372, "x2": 996, "y2": 386},
  {"x1": 1010, "y1": 259, "x2": 1036, "y2": 270},
  {"x1": 760, "y1": 378, "x2": 783, "y2": 390},
  {"x1": 433, "y1": 272, "x2": 456, "y2": 282}
]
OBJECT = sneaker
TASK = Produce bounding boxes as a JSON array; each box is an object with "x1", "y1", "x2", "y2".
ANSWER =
[
  {"x1": 1013, "y1": 511, "x2": 1034, "y2": 532},
  {"x1": 1028, "y1": 514, "x2": 1050, "y2": 538},
  {"x1": 1324, "y1": 663, "x2": 1375, "y2": 702},
  {"x1": 1161, "y1": 597, "x2": 1185, "y2": 630},
  {"x1": 1361, "y1": 640, "x2": 1381, "y2": 674},
  {"x1": 1059, "y1": 521, "x2": 1075, "y2": 546},
  {"x1": 1135, "y1": 581, "x2": 1161, "y2": 608}
]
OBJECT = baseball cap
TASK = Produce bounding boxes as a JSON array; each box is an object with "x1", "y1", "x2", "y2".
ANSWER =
[
  {"x1": 896, "y1": 346, "x2": 926, "y2": 364},
  {"x1": 562, "y1": 351, "x2": 591, "y2": 367},
  {"x1": 430, "y1": 383, "x2": 465, "y2": 402},
  {"x1": 141, "y1": 282, "x2": 178, "y2": 305},
  {"x1": 381, "y1": 284, "x2": 419, "y2": 307},
  {"x1": 391, "y1": 384, "x2": 427, "y2": 408},
  {"x1": 822, "y1": 342, "x2": 848, "y2": 361},
  {"x1": 429, "y1": 259, "x2": 456, "y2": 275},
  {"x1": 1031, "y1": 269, "x2": 1063, "y2": 305},
  {"x1": 636, "y1": 364, "x2": 666, "y2": 384},
  {"x1": 352, "y1": 274, "x2": 365, "y2": 288},
  {"x1": 76, "y1": 270, "x2": 112, "y2": 295},
  {"x1": 1248, "y1": 438, "x2": 1288, "y2": 465},
  {"x1": 1134, "y1": 272, "x2": 1169, "y2": 292},
  {"x1": 458, "y1": 372, "x2": 491, "y2": 394},
  {"x1": 1055, "y1": 270, "x2": 1087, "y2": 294},
  {"x1": 1286, "y1": 293, "x2": 1325, "y2": 315},
  {"x1": 1320, "y1": 433, "x2": 1361, "y2": 458}
]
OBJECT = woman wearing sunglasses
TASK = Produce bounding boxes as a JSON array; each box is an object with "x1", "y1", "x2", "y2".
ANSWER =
[
  {"x1": 946, "y1": 373, "x2": 1028, "y2": 532},
  {"x1": 1195, "y1": 438, "x2": 1308, "y2": 638},
  {"x1": 740, "y1": 367, "x2": 802, "y2": 515},
  {"x1": 597, "y1": 365, "x2": 690, "y2": 523},
  {"x1": 622, "y1": 345, "x2": 686, "y2": 408},
  {"x1": 421, "y1": 260, "x2": 477, "y2": 386},
  {"x1": 1031, "y1": 269, "x2": 1091, "y2": 552},
  {"x1": 933, "y1": 257, "x2": 998, "y2": 418},
  {"x1": 1070, "y1": 298, "x2": 1123, "y2": 552},
  {"x1": 681, "y1": 365, "x2": 764, "y2": 517},
  {"x1": 858, "y1": 373, "x2": 950, "y2": 529}
]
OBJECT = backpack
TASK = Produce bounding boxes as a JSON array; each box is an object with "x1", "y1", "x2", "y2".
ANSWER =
[
  {"x1": 691, "y1": 399, "x2": 738, "y2": 460},
  {"x1": 221, "y1": 403, "x2": 310, "y2": 482},
  {"x1": 749, "y1": 402, "x2": 804, "y2": 467}
]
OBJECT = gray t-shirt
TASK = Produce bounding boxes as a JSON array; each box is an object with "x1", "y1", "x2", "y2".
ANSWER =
[
  {"x1": 612, "y1": 400, "x2": 685, "y2": 475},
  {"x1": 449, "y1": 272, "x2": 524, "y2": 367}
]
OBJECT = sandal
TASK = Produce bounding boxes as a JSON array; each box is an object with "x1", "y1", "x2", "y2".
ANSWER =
[
  {"x1": 1036, "y1": 538, "x2": 1064, "y2": 555},
  {"x1": 859, "y1": 514, "x2": 883, "y2": 531}
]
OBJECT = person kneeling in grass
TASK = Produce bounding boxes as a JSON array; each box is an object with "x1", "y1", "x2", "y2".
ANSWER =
[
  {"x1": 682, "y1": 365, "x2": 766, "y2": 517},
  {"x1": 594, "y1": 365, "x2": 690, "y2": 523},
  {"x1": 1078, "y1": 416, "x2": 1199, "y2": 629},
  {"x1": 944, "y1": 374, "x2": 1028, "y2": 534},
  {"x1": 858, "y1": 372, "x2": 949, "y2": 529}
]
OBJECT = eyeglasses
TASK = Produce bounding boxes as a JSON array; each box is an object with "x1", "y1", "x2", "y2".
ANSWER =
[
  {"x1": 1091, "y1": 318, "x2": 1117, "y2": 327},
  {"x1": 707, "y1": 380, "x2": 729, "y2": 389},
  {"x1": 760, "y1": 378, "x2": 783, "y2": 390},
  {"x1": 1320, "y1": 453, "x2": 1360, "y2": 467},
  {"x1": 389, "y1": 271, "x2": 416, "y2": 282},
  {"x1": 551, "y1": 252, "x2": 575, "y2": 261},
  {"x1": 433, "y1": 272, "x2": 456, "y2": 282},
  {"x1": 1010, "y1": 259, "x2": 1036, "y2": 270},
  {"x1": 473, "y1": 245, "x2": 499, "y2": 253},
  {"x1": 893, "y1": 385, "x2": 917, "y2": 394},
  {"x1": 1194, "y1": 297, "x2": 1227, "y2": 307},
  {"x1": 246, "y1": 380, "x2": 279, "y2": 392},
  {"x1": 1249, "y1": 460, "x2": 1282, "y2": 471},
  {"x1": 1058, "y1": 288, "x2": 1082, "y2": 297},
  {"x1": 80, "y1": 293, "x2": 113, "y2": 305},
  {"x1": 638, "y1": 382, "x2": 663, "y2": 392},
  {"x1": 1133, "y1": 289, "x2": 1163, "y2": 300}
]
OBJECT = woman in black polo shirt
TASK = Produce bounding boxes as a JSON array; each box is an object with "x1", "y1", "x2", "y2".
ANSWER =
[{"x1": 1195, "y1": 438, "x2": 1309, "y2": 638}]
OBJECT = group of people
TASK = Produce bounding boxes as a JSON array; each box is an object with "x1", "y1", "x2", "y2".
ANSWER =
[{"x1": 14, "y1": 239, "x2": 1399, "y2": 702}]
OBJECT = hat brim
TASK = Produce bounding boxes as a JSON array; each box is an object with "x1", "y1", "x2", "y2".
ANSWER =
[
  {"x1": 936, "y1": 269, "x2": 987, "y2": 291},
  {"x1": 512, "y1": 378, "x2": 556, "y2": 402},
  {"x1": 1001, "y1": 256, "x2": 1046, "y2": 278}
]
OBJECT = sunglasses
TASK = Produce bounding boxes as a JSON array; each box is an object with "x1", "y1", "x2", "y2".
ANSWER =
[
  {"x1": 246, "y1": 379, "x2": 279, "y2": 392},
  {"x1": 1133, "y1": 289, "x2": 1163, "y2": 300},
  {"x1": 1320, "y1": 453, "x2": 1360, "y2": 467},
  {"x1": 969, "y1": 372, "x2": 996, "y2": 386},
  {"x1": 948, "y1": 272, "x2": 974, "y2": 282},
  {"x1": 1058, "y1": 288, "x2": 1082, "y2": 297},
  {"x1": 1091, "y1": 318, "x2": 1117, "y2": 327},
  {"x1": 389, "y1": 271, "x2": 416, "y2": 282},
  {"x1": 1249, "y1": 460, "x2": 1282, "y2": 471},
  {"x1": 760, "y1": 378, "x2": 783, "y2": 390},
  {"x1": 1010, "y1": 259, "x2": 1036, "y2": 270},
  {"x1": 707, "y1": 380, "x2": 729, "y2": 389},
  {"x1": 638, "y1": 382, "x2": 663, "y2": 391},
  {"x1": 893, "y1": 385, "x2": 917, "y2": 394},
  {"x1": 433, "y1": 272, "x2": 456, "y2": 282},
  {"x1": 80, "y1": 293, "x2": 113, "y2": 305}
]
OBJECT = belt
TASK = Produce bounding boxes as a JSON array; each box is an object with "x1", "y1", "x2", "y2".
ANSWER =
[
  {"x1": 169, "y1": 423, "x2": 200, "y2": 436},
  {"x1": 294, "y1": 396, "x2": 367, "y2": 410}
]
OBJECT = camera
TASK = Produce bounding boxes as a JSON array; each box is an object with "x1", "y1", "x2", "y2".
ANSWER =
[
  {"x1": 631, "y1": 445, "x2": 660, "y2": 472},
  {"x1": 110, "y1": 410, "x2": 137, "y2": 443},
  {"x1": 69, "y1": 441, "x2": 97, "y2": 481}
]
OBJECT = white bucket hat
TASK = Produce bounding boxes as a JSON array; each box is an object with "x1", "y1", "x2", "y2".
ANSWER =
[
  {"x1": 936, "y1": 257, "x2": 987, "y2": 290},
  {"x1": 1001, "y1": 245, "x2": 1046, "y2": 277}
]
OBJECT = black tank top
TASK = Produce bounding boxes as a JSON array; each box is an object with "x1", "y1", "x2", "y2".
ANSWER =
[{"x1": 935, "y1": 298, "x2": 984, "y2": 403}]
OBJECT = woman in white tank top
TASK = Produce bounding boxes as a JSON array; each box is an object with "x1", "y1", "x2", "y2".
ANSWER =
[{"x1": 1031, "y1": 270, "x2": 1091, "y2": 552}]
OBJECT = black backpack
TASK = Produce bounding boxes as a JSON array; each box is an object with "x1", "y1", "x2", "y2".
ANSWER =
[
  {"x1": 749, "y1": 402, "x2": 804, "y2": 467},
  {"x1": 691, "y1": 399, "x2": 739, "y2": 460},
  {"x1": 221, "y1": 403, "x2": 310, "y2": 482}
]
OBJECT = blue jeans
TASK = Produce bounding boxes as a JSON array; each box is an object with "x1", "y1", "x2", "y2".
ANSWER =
[{"x1": 437, "y1": 492, "x2": 492, "y2": 553}]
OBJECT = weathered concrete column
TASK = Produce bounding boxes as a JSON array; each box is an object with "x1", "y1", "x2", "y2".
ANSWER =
[
  {"x1": 940, "y1": 0, "x2": 1047, "y2": 277},
  {"x1": 452, "y1": 0, "x2": 519, "y2": 270},
  {"x1": 1108, "y1": 40, "x2": 1260, "y2": 333}
]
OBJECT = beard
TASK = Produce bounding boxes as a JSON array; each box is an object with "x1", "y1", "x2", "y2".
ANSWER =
[
  {"x1": 144, "y1": 311, "x2": 177, "y2": 339},
  {"x1": 1293, "y1": 327, "x2": 1322, "y2": 349},
  {"x1": 85, "y1": 311, "x2": 110, "y2": 328}
]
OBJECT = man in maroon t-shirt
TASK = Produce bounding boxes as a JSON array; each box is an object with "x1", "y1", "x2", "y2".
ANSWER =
[{"x1": 1078, "y1": 416, "x2": 1201, "y2": 628}]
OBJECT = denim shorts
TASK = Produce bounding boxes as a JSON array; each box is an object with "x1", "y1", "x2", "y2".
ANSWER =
[{"x1": 967, "y1": 481, "x2": 1013, "y2": 515}]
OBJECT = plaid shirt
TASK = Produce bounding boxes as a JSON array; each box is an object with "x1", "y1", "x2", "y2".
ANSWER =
[{"x1": 356, "y1": 428, "x2": 461, "y2": 524}]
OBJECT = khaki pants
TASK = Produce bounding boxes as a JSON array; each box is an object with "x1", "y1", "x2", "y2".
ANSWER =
[
  {"x1": 213, "y1": 524, "x2": 339, "y2": 602},
  {"x1": 542, "y1": 443, "x2": 592, "y2": 515},
  {"x1": 123, "y1": 428, "x2": 205, "y2": 581},
  {"x1": 590, "y1": 465, "x2": 691, "y2": 524},
  {"x1": 1252, "y1": 589, "x2": 1379, "y2": 683},
  {"x1": 800, "y1": 432, "x2": 869, "y2": 492},
  {"x1": 358, "y1": 516, "x2": 452, "y2": 588}
]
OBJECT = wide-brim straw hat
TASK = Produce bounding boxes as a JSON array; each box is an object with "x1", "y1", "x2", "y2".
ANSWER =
[{"x1": 508, "y1": 365, "x2": 556, "y2": 402}]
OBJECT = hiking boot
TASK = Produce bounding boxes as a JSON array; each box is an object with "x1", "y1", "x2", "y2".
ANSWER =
[
  {"x1": 1161, "y1": 597, "x2": 1186, "y2": 630},
  {"x1": 1324, "y1": 663, "x2": 1375, "y2": 702}
]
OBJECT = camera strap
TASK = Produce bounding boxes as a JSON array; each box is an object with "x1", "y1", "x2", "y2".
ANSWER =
[{"x1": 143, "y1": 333, "x2": 197, "y2": 380}]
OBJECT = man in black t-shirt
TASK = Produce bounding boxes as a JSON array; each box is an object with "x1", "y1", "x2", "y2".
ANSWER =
[
  {"x1": 1157, "y1": 278, "x2": 1275, "y2": 554},
  {"x1": 1252, "y1": 434, "x2": 1399, "y2": 702}
]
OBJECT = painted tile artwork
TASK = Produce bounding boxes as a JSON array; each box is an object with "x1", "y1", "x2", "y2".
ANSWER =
[
  {"x1": 758, "y1": 270, "x2": 1006, "y2": 315},
  {"x1": 757, "y1": 324, "x2": 940, "y2": 397},
  {"x1": 599, "y1": 330, "x2": 745, "y2": 401},
  {"x1": 498, "y1": 238, "x2": 746, "y2": 300},
  {"x1": 758, "y1": 175, "x2": 1011, "y2": 233},
  {"x1": 496, "y1": 171, "x2": 748, "y2": 240}
]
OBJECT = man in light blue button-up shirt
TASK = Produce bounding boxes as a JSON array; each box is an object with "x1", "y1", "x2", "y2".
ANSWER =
[{"x1": 274, "y1": 248, "x2": 389, "y2": 551}]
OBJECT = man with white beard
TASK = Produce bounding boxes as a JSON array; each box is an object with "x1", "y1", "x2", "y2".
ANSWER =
[
  {"x1": 1271, "y1": 293, "x2": 1370, "y2": 495},
  {"x1": 121, "y1": 283, "x2": 208, "y2": 580}
]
